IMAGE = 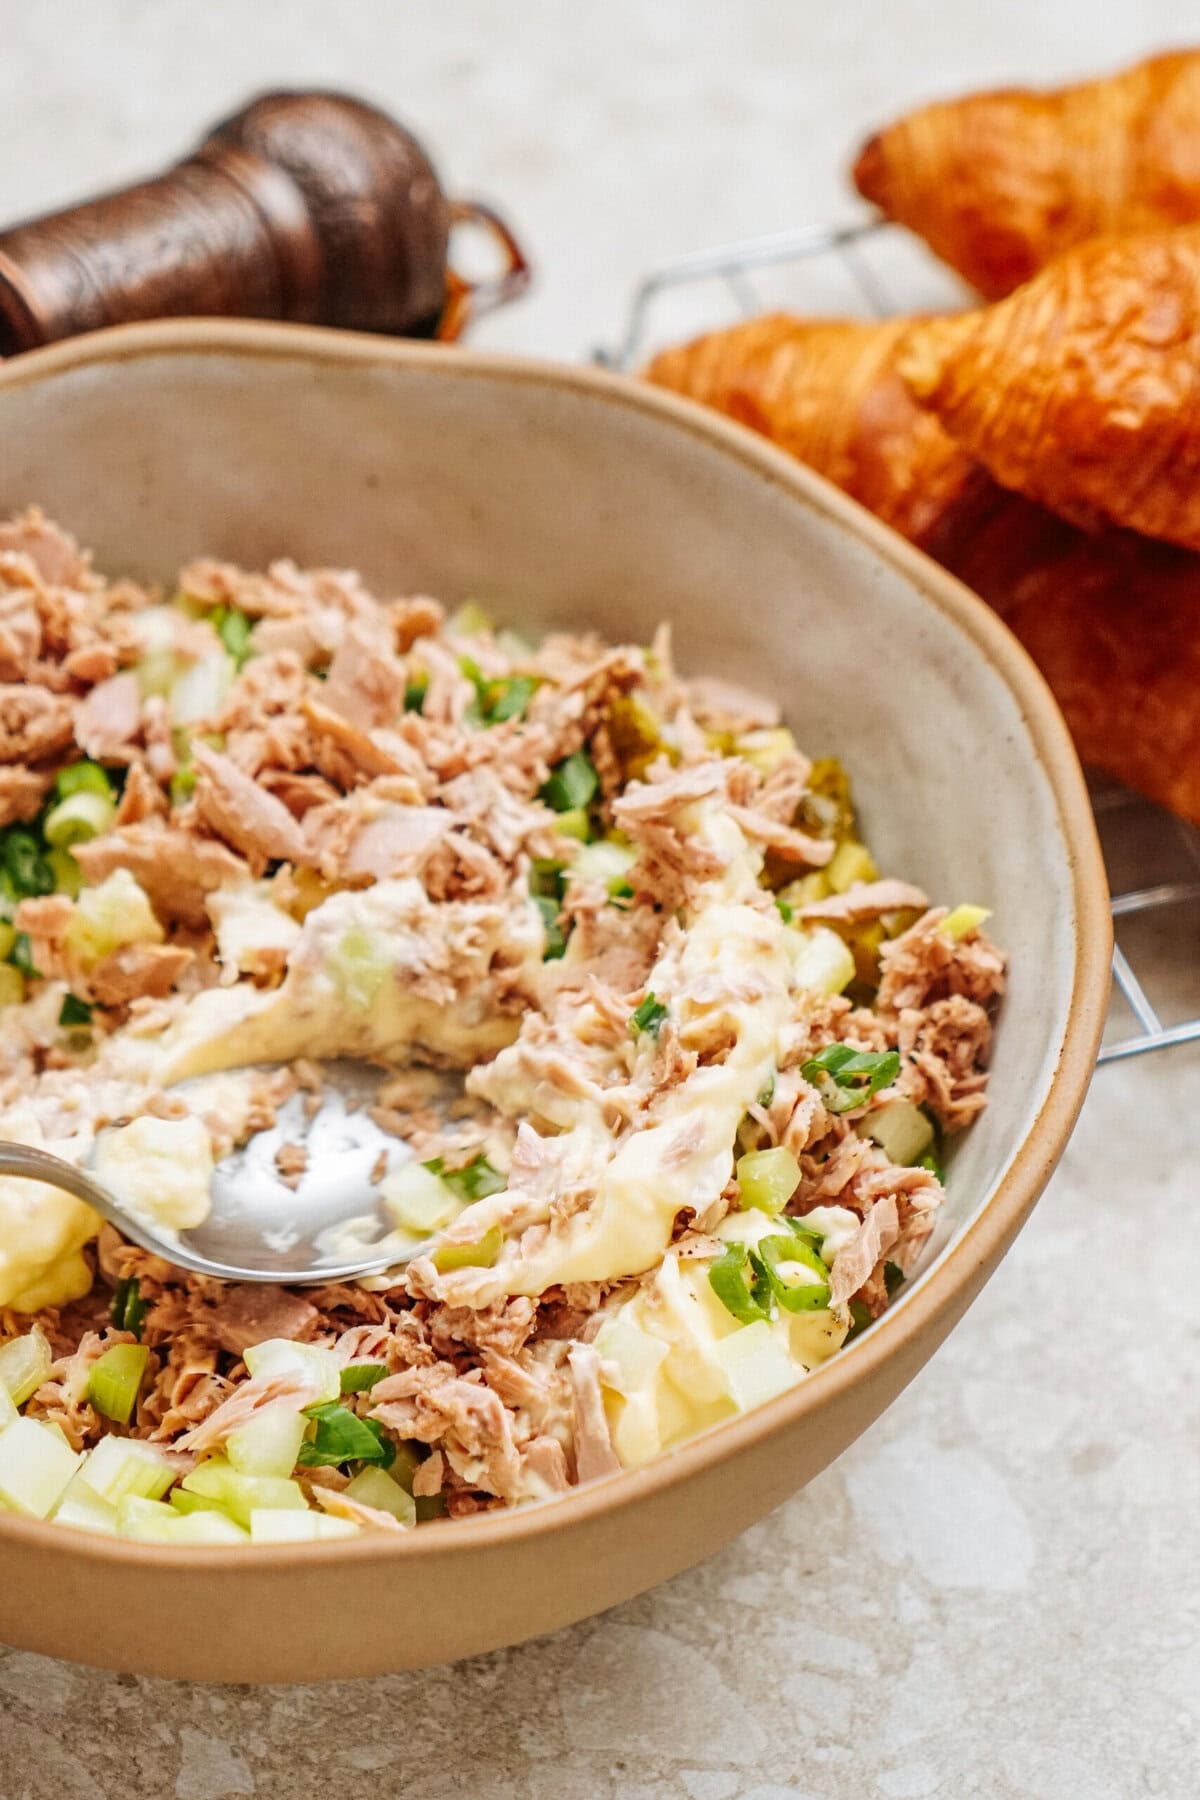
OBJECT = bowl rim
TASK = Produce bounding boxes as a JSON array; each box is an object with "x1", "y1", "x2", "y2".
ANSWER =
[{"x1": 0, "y1": 316, "x2": 1111, "y2": 1572}]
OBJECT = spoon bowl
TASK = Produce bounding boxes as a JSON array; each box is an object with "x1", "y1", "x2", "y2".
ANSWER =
[{"x1": 0, "y1": 1061, "x2": 431, "y2": 1284}]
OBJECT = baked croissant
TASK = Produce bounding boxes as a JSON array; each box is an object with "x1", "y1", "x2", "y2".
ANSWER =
[
  {"x1": 853, "y1": 49, "x2": 1200, "y2": 297},
  {"x1": 924, "y1": 477, "x2": 1200, "y2": 827},
  {"x1": 644, "y1": 313, "x2": 973, "y2": 543},
  {"x1": 897, "y1": 227, "x2": 1200, "y2": 553}
]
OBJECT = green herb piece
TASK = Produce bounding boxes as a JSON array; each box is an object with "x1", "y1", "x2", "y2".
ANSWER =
[
  {"x1": 422, "y1": 1153, "x2": 506, "y2": 1204},
  {"x1": 756, "y1": 1233, "x2": 831, "y2": 1313},
  {"x1": 58, "y1": 993, "x2": 93, "y2": 1028},
  {"x1": 339, "y1": 1362, "x2": 388, "y2": 1395},
  {"x1": 483, "y1": 673, "x2": 538, "y2": 724},
  {"x1": 110, "y1": 1276, "x2": 149, "y2": 1338},
  {"x1": 55, "y1": 760, "x2": 113, "y2": 802},
  {"x1": 8, "y1": 932, "x2": 36, "y2": 977},
  {"x1": 403, "y1": 675, "x2": 428, "y2": 714},
  {"x1": 298, "y1": 1401, "x2": 395, "y2": 1469},
  {"x1": 211, "y1": 603, "x2": 253, "y2": 668},
  {"x1": 430, "y1": 1223, "x2": 504, "y2": 1273},
  {"x1": 540, "y1": 750, "x2": 599, "y2": 813},
  {"x1": 800, "y1": 1042, "x2": 901, "y2": 1114},
  {"x1": 169, "y1": 763, "x2": 197, "y2": 806},
  {"x1": 708, "y1": 1243, "x2": 773, "y2": 1326},
  {"x1": 630, "y1": 992, "x2": 668, "y2": 1038},
  {"x1": 44, "y1": 790, "x2": 115, "y2": 848},
  {"x1": 775, "y1": 897, "x2": 794, "y2": 923},
  {"x1": 534, "y1": 892, "x2": 567, "y2": 960},
  {"x1": 88, "y1": 1342, "x2": 150, "y2": 1424},
  {"x1": 2, "y1": 830, "x2": 54, "y2": 900},
  {"x1": 47, "y1": 846, "x2": 82, "y2": 898}
]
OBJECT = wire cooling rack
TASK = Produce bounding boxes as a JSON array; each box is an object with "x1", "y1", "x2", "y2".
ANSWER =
[{"x1": 598, "y1": 219, "x2": 1200, "y2": 1066}]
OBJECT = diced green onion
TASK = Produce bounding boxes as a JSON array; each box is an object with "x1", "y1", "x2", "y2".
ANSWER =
[
  {"x1": 422, "y1": 1153, "x2": 506, "y2": 1204},
  {"x1": 344, "y1": 1465, "x2": 416, "y2": 1526},
  {"x1": 756, "y1": 1234, "x2": 831, "y2": 1313},
  {"x1": 55, "y1": 760, "x2": 113, "y2": 801},
  {"x1": 630, "y1": 993, "x2": 668, "y2": 1038},
  {"x1": 735, "y1": 1146, "x2": 800, "y2": 1214},
  {"x1": 775, "y1": 897, "x2": 794, "y2": 923},
  {"x1": 8, "y1": 931, "x2": 36, "y2": 977},
  {"x1": 534, "y1": 892, "x2": 567, "y2": 960},
  {"x1": 339, "y1": 1362, "x2": 388, "y2": 1394},
  {"x1": 43, "y1": 790, "x2": 116, "y2": 848},
  {"x1": 859, "y1": 1099, "x2": 934, "y2": 1166},
  {"x1": 47, "y1": 846, "x2": 82, "y2": 898},
  {"x1": 1, "y1": 829, "x2": 54, "y2": 899},
  {"x1": 87, "y1": 1343, "x2": 150, "y2": 1424},
  {"x1": 801, "y1": 1042, "x2": 900, "y2": 1113},
  {"x1": 707, "y1": 1242, "x2": 773, "y2": 1325},
  {"x1": 211, "y1": 603, "x2": 253, "y2": 668},
  {"x1": 431, "y1": 1223, "x2": 504, "y2": 1273},
  {"x1": 0, "y1": 963, "x2": 24, "y2": 1009},
  {"x1": 482, "y1": 673, "x2": 538, "y2": 724},
  {"x1": 552, "y1": 806, "x2": 591, "y2": 841},
  {"x1": 109, "y1": 1275, "x2": 149, "y2": 1339},
  {"x1": 540, "y1": 750, "x2": 599, "y2": 813},
  {"x1": 58, "y1": 992, "x2": 93, "y2": 1029},
  {"x1": 403, "y1": 675, "x2": 427, "y2": 714},
  {"x1": 297, "y1": 1401, "x2": 395, "y2": 1469},
  {"x1": 916, "y1": 1148, "x2": 944, "y2": 1181},
  {"x1": 0, "y1": 1417, "x2": 81, "y2": 1517},
  {"x1": 75, "y1": 1434, "x2": 174, "y2": 1504},
  {"x1": 0, "y1": 1324, "x2": 52, "y2": 1405},
  {"x1": 169, "y1": 763, "x2": 197, "y2": 807}
]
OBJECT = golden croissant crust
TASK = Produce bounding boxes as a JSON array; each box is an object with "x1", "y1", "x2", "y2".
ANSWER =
[
  {"x1": 896, "y1": 227, "x2": 1200, "y2": 553},
  {"x1": 854, "y1": 49, "x2": 1200, "y2": 297},
  {"x1": 644, "y1": 313, "x2": 973, "y2": 544}
]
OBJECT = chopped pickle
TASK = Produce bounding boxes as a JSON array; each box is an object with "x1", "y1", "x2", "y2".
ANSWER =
[
  {"x1": 826, "y1": 840, "x2": 879, "y2": 894},
  {"x1": 735, "y1": 1146, "x2": 800, "y2": 1214},
  {"x1": 941, "y1": 904, "x2": 992, "y2": 942},
  {"x1": 605, "y1": 693, "x2": 667, "y2": 781},
  {"x1": 859, "y1": 1100, "x2": 935, "y2": 1167},
  {"x1": 797, "y1": 756, "x2": 855, "y2": 844}
]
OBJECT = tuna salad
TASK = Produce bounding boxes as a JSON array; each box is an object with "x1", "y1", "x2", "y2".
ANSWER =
[{"x1": 0, "y1": 508, "x2": 1005, "y2": 1543}]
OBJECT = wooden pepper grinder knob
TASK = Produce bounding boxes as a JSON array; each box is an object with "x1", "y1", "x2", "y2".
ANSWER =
[{"x1": 0, "y1": 91, "x2": 525, "y2": 355}]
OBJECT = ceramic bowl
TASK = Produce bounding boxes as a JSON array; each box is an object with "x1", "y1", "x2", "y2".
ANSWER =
[{"x1": 0, "y1": 321, "x2": 1109, "y2": 1681}]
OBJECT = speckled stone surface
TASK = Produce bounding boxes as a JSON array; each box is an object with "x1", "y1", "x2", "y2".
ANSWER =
[{"x1": 0, "y1": 5, "x2": 1198, "y2": 1796}]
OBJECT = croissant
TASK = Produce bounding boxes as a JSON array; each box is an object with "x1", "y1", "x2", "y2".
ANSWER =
[
  {"x1": 924, "y1": 477, "x2": 1200, "y2": 827},
  {"x1": 644, "y1": 313, "x2": 973, "y2": 543},
  {"x1": 896, "y1": 227, "x2": 1200, "y2": 553},
  {"x1": 853, "y1": 49, "x2": 1200, "y2": 297}
]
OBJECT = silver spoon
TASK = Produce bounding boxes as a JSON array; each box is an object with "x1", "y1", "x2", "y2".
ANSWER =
[{"x1": 0, "y1": 1061, "x2": 435, "y2": 1284}]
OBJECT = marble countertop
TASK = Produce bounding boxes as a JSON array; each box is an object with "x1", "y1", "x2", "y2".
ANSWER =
[{"x1": 0, "y1": 5, "x2": 1196, "y2": 1797}]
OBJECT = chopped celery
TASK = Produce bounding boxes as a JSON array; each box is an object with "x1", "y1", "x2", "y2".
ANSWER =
[
  {"x1": 826, "y1": 840, "x2": 879, "y2": 894},
  {"x1": 735, "y1": 727, "x2": 796, "y2": 774},
  {"x1": 330, "y1": 923, "x2": 389, "y2": 1011},
  {"x1": 47, "y1": 846, "x2": 82, "y2": 899},
  {"x1": 55, "y1": 760, "x2": 113, "y2": 801},
  {"x1": 211, "y1": 603, "x2": 253, "y2": 668},
  {"x1": 181, "y1": 1458, "x2": 307, "y2": 1529},
  {"x1": 66, "y1": 867, "x2": 163, "y2": 964},
  {"x1": 243, "y1": 1338, "x2": 340, "y2": 1405},
  {"x1": 735, "y1": 1146, "x2": 800, "y2": 1214},
  {"x1": 0, "y1": 1324, "x2": 52, "y2": 1405},
  {"x1": 0, "y1": 1379, "x2": 15, "y2": 1431},
  {"x1": 540, "y1": 750, "x2": 598, "y2": 813},
  {"x1": 756, "y1": 1234, "x2": 831, "y2": 1313},
  {"x1": 422, "y1": 1153, "x2": 506, "y2": 1204},
  {"x1": 249, "y1": 1508, "x2": 359, "y2": 1542},
  {"x1": 715, "y1": 1321, "x2": 798, "y2": 1410},
  {"x1": 859, "y1": 1100, "x2": 935, "y2": 1167},
  {"x1": 784, "y1": 871, "x2": 832, "y2": 907},
  {"x1": 226, "y1": 1401, "x2": 308, "y2": 1479},
  {"x1": 0, "y1": 1417, "x2": 81, "y2": 1517},
  {"x1": 788, "y1": 926, "x2": 855, "y2": 998},
  {"x1": 386, "y1": 1441, "x2": 423, "y2": 1494},
  {"x1": 431, "y1": 1223, "x2": 504, "y2": 1273},
  {"x1": 88, "y1": 1343, "x2": 150, "y2": 1423},
  {"x1": 941, "y1": 904, "x2": 991, "y2": 942},
  {"x1": 117, "y1": 1494, "x2": 248, "y2": 1544},
  {"x1": 379, "y1": 1161, "x2": 461, "y2": 1234},
  {"x1": 572, "y1": 838, "x2": 636, "y2": 892},
  {"x1": 168, "y1": 649, "x2": 234, "y2": 727},
  {"x1": 53, "y1": 1477, "x2": 119, "y2": 1535},
  {"x1": 551, "y1": 807, "x2": 591, "y2": 841},
  {"x1": 170, "y1": 1487, "x2": 225, "y2": 1516},
  {"x1": 43, "y1": 790, "x2": 115, "y2": 848},
  {"x1": 78, "y1": 1434, "x2": 174, "y2": 1504},
  {"x1": 344, "y1": 1465, "x2": 417, "y2": 1526},
  {"x1": 415, "y1": 1492, "x2": 447, "y2": 1522},
  {"x1": 446, "y1": 600, "x2": 493, "y2": 637},
  {"x1": 0, "y1": 964, "x2": 24, "y2": 1009}
]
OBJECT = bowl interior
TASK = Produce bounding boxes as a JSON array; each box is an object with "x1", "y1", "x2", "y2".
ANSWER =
[{"x1": 0, "y1": 327, "x2": 1087, "y2": 1288}]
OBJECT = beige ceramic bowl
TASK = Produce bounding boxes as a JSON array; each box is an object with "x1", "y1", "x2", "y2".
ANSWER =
[{"x1": 0, "y1": 321, "x2": 1109, "y2": 1682}]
